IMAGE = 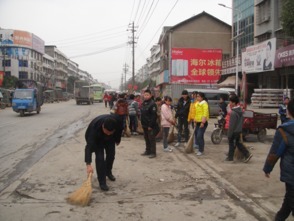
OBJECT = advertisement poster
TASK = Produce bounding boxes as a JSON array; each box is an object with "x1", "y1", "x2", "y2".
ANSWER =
[
  {"x1": 275, "y1": 44, "x2": 294, "y2": 68},
  {"x1": 171, "y1": 48, "x2": 222, "y2": 84},
  {"x1": 242, "y1": 38, "x2": 276, "y2": 73}
]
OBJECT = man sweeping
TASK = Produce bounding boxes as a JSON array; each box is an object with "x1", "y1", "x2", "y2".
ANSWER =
[{"x1": 85, "y1": 114, "x2": 123, "y2": 191}]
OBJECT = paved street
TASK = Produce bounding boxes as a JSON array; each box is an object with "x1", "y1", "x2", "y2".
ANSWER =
[{"x1": 0, "y1": 101, "x2": 292, "y2": 221}]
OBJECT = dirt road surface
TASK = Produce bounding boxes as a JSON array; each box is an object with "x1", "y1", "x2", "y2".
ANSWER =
[{"x1": 0, "y1": 104, "x2": 292, "y2": 221}]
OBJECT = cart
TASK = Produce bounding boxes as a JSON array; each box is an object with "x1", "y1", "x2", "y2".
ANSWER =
[
  {"x1": 211, "y1": 110, "x2": 278, "y2": 144},
  {"x1": 242, "y1": 110, "x2": 278, "y2": 142}
]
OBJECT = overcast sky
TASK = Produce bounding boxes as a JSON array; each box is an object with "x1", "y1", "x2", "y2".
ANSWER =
[{"x1": 0, "y1": 0, "x2": 232, "y2": 89}]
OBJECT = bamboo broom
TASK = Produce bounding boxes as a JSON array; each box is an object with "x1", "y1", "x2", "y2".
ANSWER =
[
  {"x1": 167, "y1": 126, "x2": 175, "y2": 144},
  {"x1": 185, "y1": 127, "x2": 196, "y2": 154},
  {"x1": 67, "y1": 172, "x2": 93, "y2": 207},
  {"x1": 234, "y1": 134, "x2": 250, "y2": 160}
]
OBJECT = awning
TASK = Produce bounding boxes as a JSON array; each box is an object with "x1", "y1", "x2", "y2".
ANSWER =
[{"x1": 217, "y1": 75, "x2": 241, "y2": 88}]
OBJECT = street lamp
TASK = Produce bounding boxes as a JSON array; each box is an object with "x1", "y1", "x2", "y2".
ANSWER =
[{"x1": 218, "y1": 3, "x2": 242, "y2": 95}]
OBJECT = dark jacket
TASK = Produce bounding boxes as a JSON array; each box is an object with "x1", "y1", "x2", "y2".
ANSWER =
[
  {"x1": 219, "y1": 101, "x2": 227, "y2": 117},
  {"x1": 263, "y1": 120, "x2": 294, "y2": 186},
  {"x1": 84, "y1": 114, "x2": 123, "y2": 164},
  {"x1": 279, "y1": 104, "x2": 289, "y2": 123},
  {"x1": 175, "y1": 97, "x2": 191, "y2": 119},
  {"x1": 227, "y1": 106, "x2": 243, "y2": 138},
  {"x1": 140, "y1": 98, "x2": 158, "y2": 129}
]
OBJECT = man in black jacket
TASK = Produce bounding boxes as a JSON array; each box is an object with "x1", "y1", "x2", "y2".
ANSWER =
[
  {"x1": 140, "y1": 89, "x2": 159, "y2": 158},
  {"x1": 175, "y1": 90, "x2": 191, "y2": 147},
  {"x1": 85, "y1": 114, "x2": 123, "y2": 191}
]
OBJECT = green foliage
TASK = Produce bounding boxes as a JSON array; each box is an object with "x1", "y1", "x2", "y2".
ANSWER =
[
  {"x1": 281, "y1": 0, "x2": 294, "y2": 37},
  {"x1": 67, "y1": 76, "x2": 79, "y2": 93},
  {"x1": 2, "y1": 76, "x2": 18, "y2": 88}
]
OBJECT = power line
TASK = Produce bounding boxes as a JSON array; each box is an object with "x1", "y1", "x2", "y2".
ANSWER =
[
  {"x1": 132, "y1": 0, "x2": 142, "y2": 23},
  {"x1": 128, "y1": 0, "x2": 136, "y2": 24},
  {"x1": 47, "y1": 25, "x2": 127, "y2": 44},
  {"x1": 57, "y1": 31, "x2": 127, "y2": 48},
  {"x1": 136, "y1": 0, "x2": 147, "y2": 25},
  {"x1": 138, "y1": 0, "x2": 180, "y2": 59},
  {"x1": 137, "y1": 0, "x2": 159, "y2": 37},
  {"x1": 69, "y1": 43, "x2": 127, "y2": 59}
]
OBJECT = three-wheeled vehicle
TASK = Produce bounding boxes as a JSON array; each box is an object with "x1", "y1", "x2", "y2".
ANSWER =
[
  {"x1": 211, "y1": 110, "x2": 278, "y2": 144},
  {"x1": 12, "y1": 80, "x2": 44, "y2": 117}
]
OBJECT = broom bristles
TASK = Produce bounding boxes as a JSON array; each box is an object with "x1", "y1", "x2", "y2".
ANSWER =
[
  {"x1": 234, "y1": 134, "x2": 249, "y2": 160},
  {"x1": 185, "y1": 127, "x2": 196, "y2": 154},
  {"x1": 67, "y1": 172, "x2": 93, "y2": 207}
]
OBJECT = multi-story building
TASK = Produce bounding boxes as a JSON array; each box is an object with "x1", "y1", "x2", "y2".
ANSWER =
[
  {"x1": 157, "y1": 11, "x2": 232, "y2": 98},
  {"x1": 253, "y1": 0, "x2": 294, "y2": 92},
  {"x1": 148, "y1": 45, "x2": 160, "y2": 79},
  {"x1": 67, "y1": 60, "x2": 79, "y2": 79},
  {"x1": 0, "y1": 29, "x2": 45, "y2": 83},
  {"x1": 135, "y1": 64, "x2": 149, "y2": 83},
  {"x1": 45, "y1": 45, "x2": 68, "y2": 90},
  {"x1": 43, "y1": 54, "x2": 54, "y2": 89}
]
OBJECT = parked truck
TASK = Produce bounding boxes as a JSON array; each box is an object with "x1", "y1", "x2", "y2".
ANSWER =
[
  {"x1": 12, "y1": 80, "x2": 44, "y2": 117},
  {"x1": 74, "y1": 80, "x2": 94, "y2": 105}
]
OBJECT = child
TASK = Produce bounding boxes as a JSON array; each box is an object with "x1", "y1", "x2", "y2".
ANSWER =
[{"x1": 161, "y1": 96, "x2": 175, "y2": 152}]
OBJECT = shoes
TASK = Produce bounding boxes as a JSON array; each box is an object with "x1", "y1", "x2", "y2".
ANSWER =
[
  {"x1": 148, "y1": 154, "x2": 156, "y2": 158},
  {"x1": 244, "y1": 153, "x2": 253, "y2": 163},
  {"x1": 100, "y1": 184, "x2": 109, "y2": 191},
  {"x1": 174, "y1": 142, "x2": 180, "y2": 147},
  {"x1": 163, "y1": 147, "x2": 173, "y2": 152},
  {"x1": 107, "y1": 174, "x2": 116, "y2": 181},
  {"x1": 141, "y1": 151, "x2": 151, "y2": 156},
  {"x1": 225, "y1": 157, "x2": 233, "y2": 161},
  {"x1": 133, "y1": 132, "x2": 138, "y2": 135},
  {"x1": 196, "y1": 151, "x2": 203, "y2": 156}
]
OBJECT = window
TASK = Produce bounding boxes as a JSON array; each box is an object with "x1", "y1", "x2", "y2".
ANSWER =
[
  {"x1": 19, "y1": 60, "x2": 28, "y2": 67},
  {"x1": 19, "y1": 71, "x2": 28, "y2": 79},
  {"x1": 2, "y1": 59, "x2": 11, "y2": 67},
  {"x1": 5, "y1": 72, "x2": 11, "y2": 77}
]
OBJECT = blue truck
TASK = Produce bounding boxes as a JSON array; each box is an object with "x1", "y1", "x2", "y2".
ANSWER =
[{"x1": 12, "y1": 80, "x2": 44, "y2": 117}]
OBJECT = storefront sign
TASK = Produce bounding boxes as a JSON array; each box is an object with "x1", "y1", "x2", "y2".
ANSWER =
[
  {"x1": 171, "y1": 48, "x2": 222, "y2": 84},
  {"x1": 275, "y1": 44, "x2": 294, "y2": 68},
  {"x1": 242, "y1": 38, "x2": 276, "y2": 73}
]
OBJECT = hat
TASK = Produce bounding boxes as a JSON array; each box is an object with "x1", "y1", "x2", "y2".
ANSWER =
[{"x1": 181, "y1": 90, "x2": 188, "y2": 95}]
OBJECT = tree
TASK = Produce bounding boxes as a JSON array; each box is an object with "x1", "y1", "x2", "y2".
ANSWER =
[
  {"x1": 2, "y1": 76, "x2": 18, "y2": 88},
  {"x1": 281, "y1": 0, "x2": 294, "y2": 38}
]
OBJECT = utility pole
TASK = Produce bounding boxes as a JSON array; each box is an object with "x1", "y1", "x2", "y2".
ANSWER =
[
  {"x1": 127, "y1": 22, "x2": 137, "y2": 93},
  {"x1": 122, "y1": 63, "x2": 128, "y2": 91}
]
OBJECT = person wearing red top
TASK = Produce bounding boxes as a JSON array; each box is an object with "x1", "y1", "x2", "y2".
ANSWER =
[{"x1": 103, "y1": 93, "x2": 110, "y2": 108}]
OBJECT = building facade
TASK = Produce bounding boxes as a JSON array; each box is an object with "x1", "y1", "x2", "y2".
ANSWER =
[
  {"x1": 157, "y1": 11, "x2": 232, "y2": 97},
  {"x1": 0, "y1": 29, "x2": 45, "y2": 83}
]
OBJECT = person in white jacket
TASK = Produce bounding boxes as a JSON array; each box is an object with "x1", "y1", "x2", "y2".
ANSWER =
[{"x1": 161, "y1": 96, "x2": 176, "y2": 152}]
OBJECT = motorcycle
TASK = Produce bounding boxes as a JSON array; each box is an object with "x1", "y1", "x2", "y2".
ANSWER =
[{"x1": 211, "y1": 110, "x2": 226, "y2": 144}]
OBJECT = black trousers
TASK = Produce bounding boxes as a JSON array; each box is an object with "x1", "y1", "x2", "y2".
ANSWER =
[
  {"x1": 275, "y1": 183, "x2": 294, "y2": 221},
  {"x1": 94, "y1": 142, "x2": 115, "y2": 185},
  {"x1": 228, "y1": 132, "x2": 249, "y2": 159},
  {"x1": 177, "y1": 116, "x2": 189, "y2": 142},
  {"x1": 143, "y1": 127, "x2": 156, "y2": 155}
]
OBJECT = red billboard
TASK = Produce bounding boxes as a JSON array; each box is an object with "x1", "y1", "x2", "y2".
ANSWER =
[{"x1": 171, "y1": 48, "x2": 222, "y2": 84}]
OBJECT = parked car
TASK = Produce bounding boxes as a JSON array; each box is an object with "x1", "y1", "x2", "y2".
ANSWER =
[{"x1": 185, "y1": 89, "x2": 230, "y2": 116}]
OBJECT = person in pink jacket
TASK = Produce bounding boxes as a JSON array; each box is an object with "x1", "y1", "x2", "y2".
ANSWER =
[{"x1": 161, "y1": 96, "x2": 175, "y2": 152}]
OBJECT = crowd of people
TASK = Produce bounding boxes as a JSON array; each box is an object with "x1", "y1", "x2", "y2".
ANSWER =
[{"x1": 86, "y1": 89, "x2": 294, "y2": 221}]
